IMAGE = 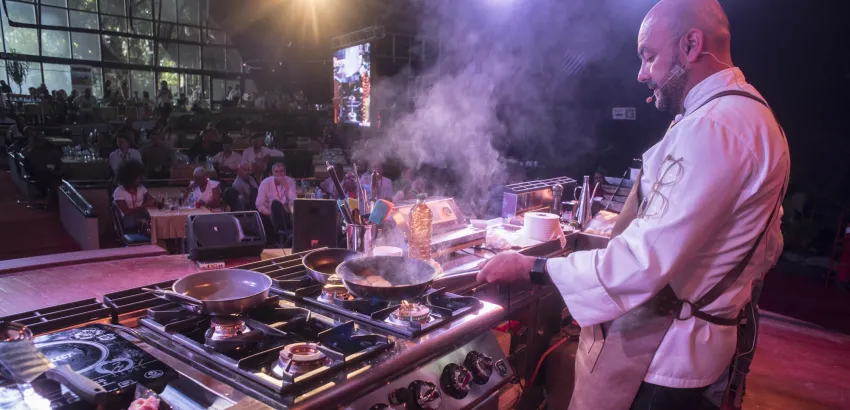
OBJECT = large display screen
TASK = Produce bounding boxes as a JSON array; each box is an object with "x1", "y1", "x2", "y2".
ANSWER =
[{"x1": 333, "y1": 43, "x2": 371, "y2": 127}]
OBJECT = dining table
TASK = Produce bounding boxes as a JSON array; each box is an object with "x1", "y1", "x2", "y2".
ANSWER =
[{"x1": 147, "y1": 206, "x2": 215, "y2": 244}]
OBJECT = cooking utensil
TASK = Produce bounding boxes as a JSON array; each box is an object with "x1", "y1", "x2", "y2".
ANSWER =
[
  {"x1": 302, "y1": 248, "x2": 365, "y2": 284},
  {"x1": 142, "y1": 269, "x2": 272, "y2": 315},
  {"x1": 346, "y1": 223, "x2": 377, "y2": 255},
  {"x1": 354, "y1": 162, "x2": 368, "y2": 215},
  {"x1": 0, "y1": 325, "x2": 108, "y2": 404},
  {"x1": 327, "y1": 161, "x2": 353, "y2": 223},
  {"x1": 368, "y1": 199, "x2": 393, "y2": 225},
  {"x1": 336, "y1": 256, "x2": 480, "y2": 301}
]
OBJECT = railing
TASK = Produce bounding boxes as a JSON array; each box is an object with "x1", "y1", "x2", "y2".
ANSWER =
[{"x1": 59, "y1": 180, "x2": 97, "y2": 218}]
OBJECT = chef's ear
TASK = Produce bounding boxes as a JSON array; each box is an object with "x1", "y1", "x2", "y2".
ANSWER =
[{"x1": 680, "y1": 29, "x2": 704, "y2": 64}]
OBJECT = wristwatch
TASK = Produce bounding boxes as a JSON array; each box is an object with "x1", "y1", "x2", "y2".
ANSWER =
[{"x1": 530, "y1": 257, "x2": 550, "y2": 285}]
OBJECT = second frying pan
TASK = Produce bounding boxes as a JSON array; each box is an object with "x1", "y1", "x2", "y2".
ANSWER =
[
  {"x1": 336, "y1": 256, "x2": 480, "y2": 301},
  {"x1": 302, "y1": 248, "x2": 365, "y2": 284}
]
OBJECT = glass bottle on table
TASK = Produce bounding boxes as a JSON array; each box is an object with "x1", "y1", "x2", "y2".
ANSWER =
[{"x1": 408, "y1": 193, "x2": 433, "y2": 261}]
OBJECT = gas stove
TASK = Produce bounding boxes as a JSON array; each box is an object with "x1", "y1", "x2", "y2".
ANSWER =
[{"x1": 2, "y1": 250, "x2": 514, "y2": 410}]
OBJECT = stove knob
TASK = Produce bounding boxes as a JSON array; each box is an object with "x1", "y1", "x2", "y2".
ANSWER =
[
  {"x1": 440, "y1": 363, "x2": 473, "y2": 399},
  {"x1": 369, "y1": 404, "x2": 391, "y2": 410},
  {"x1": 495, "y1": 359, "x2": 509, "y2": 377},
  {"x1": 408, "y1": 380, "x2": 442, "y2": 410},
  {"x1": 388, "y1": 387, "x2": 410, "y2": 405},
  {"x1": 464, "y1": 351, "x2": 494, "y2": 385}
]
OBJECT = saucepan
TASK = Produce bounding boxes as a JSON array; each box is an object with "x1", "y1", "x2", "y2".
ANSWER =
[
  {"x1": 302, "y1": 248, "x2": 365, "y2": 284},
  {"x1": 336, "y1": 256, "x2": 481, "y2": 301},
  {"x1": 143, "y1": 269, "x2": 272, "y2": 315}
]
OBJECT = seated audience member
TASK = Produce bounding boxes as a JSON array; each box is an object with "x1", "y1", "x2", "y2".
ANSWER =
[
  {"x1": 112, "y1": 159, "x2": 154, "y2": 231},
  {"x1": 241, "y1": 132, "x2": 277, "y2": 164},
  {"x1": 139, "y1": 131, "x2": 174, "y2": 179},
  {"x1": 187, "y1": 167, "x2": 221, "y2": 208},
  {"x1": 7, "y1": 115, "x2": 27, "y2": 146},
  {"x1": 256, "y1": 161, "x2": 296, "y2": 216},
  {"x1": 250, "y1": 159, "x2": 266, "y2": 184},
  {"x1": 95, "y1": 131, "x2": 114, "y2": 159},
  {"x1": 392, "y1": 167, "x2": 426, "y2": 203},
  {"x1": 73, "y1": 88, "x2": 97, "y2": 122},
  {"x1": 210, "y1": 135, "x2": 242, "y2": 174},
  {"x1": 188, "y1": 128, "x2": 222, "y2": 163},
  {"x1": 232, "y1": 162, "x2": 259, "y2": 210},
  {"x1": 108, "y1": 133, "x2": 143, "y2": 176},
  {"x1": 116, "y1": 118, "x2": 140, "y2": 146},
  {"x1": 359, "y1": 163, "x2": 394, "y2": 201}
]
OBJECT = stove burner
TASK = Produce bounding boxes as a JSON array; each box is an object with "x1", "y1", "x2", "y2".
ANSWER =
[
  {"x1": 207, "y1": 317, "x2": 250, "y2": 341},
  {"x1": 389, "y1": 302, "x2": 432, "y2": 325},
  {"x1": 272, "y1": 343, "x2": 330, "y2": 378},
  {"x1": 319, "y1": 274, "x2": 351, "y2": 304}
]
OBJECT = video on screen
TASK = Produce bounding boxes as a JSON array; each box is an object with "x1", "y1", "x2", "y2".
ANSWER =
[{"x1": 333, "y1": 43, "x2": 370, "y2": 127}]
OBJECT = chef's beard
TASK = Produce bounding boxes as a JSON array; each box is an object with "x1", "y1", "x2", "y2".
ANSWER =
[{"x1": 653, "y1": 57, "x2": 688, "y2": 114}]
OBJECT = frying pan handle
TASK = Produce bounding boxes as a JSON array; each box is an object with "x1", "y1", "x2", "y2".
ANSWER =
[
  {"x1": 437, "y1": 269, "x2": 482, "y2": 279},
  {"x1": 45, "y1": 364, "x2": 108, "y2": 404},
  {"x1": 141, "y1": 288, "x2": 204, "y2": 307}
]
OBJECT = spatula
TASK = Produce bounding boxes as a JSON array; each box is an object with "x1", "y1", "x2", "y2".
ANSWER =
[{"x1": 0, "y1": 338, "x2": 108, "y2": 404}]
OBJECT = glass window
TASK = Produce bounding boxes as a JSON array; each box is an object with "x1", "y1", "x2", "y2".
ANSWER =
[
  {"x1": 102, "y1": 15, "x2": 128, "y2": 32},
  {"x1": 179, "y1": 25, "x2": 199, "y2": 42},
  {"x1": 178, "y1": 44, "x2": 199, "y2": 69},
  {"x1": 212, "y1": 78, "x2": 225, "y2": 101},
  {"x1": 22, "y1": 63, "x2": 43, "y2": 93},
  {"x1": 202, "y1": 47, "x2": 225, "y2": 71},
  {"x1": 131, "y1": 70, "x2": 155, "y2": 99},
  {"x1": 41, "y1": 4, "x2": 69, "y2": 26},
  {"x1": 155, "y1": 0, "x2": 177, "y2": 22},
  {"x1": 131, "y1": 20, "x2": 153, "y2": 35},
  {"x1": 42, "y1": 0, "x2": 69, "y2": 7},
  {"x1": 225, "y1": 48, "x2": 242, "y2": 73},
  {"x1": 103, "y1": 68, "x2": 129, "y2": 97},
  {"x1": 2, "y1": 2, "x2": 38, "y2": 55},
  {"x1": 70, "y1": 11, "x2": 99, "y2": 29},
  {"x1": 72, "y1": 32, "x2": 101, "y2": 60},
  {"x1": 100, "y1": 0, "x2": 127, "y2": 16},
  {"x1": 43, "y1": 64, "x2": 72, "y2": 94},
  {"x1": 42, "y1": 30, "x2": 72, "y2": 58},
  {"x1": 0, "y1": 61, "x2": 6, "y2": 87},
  {"x1": 128, "y1": 38, "x2": 153, "y2": 65},
  {"x1": 131, "y1": 0, "x2": 152, "y2": 18},
  {"x1": 157, "y1": 21, "x2": 178, "y2": 40},
  {"x1": 101, "y1": 35, "x2": 129, "y2": 63},
  {"x1": 69, "y1": 0, "x2": 98, "y2": 12},
  {"x1": 177, "y1": 0, "x2": 198, "y2": 24},
  {"x1": 92, "y1": 67, "x2": 103, "y2": 98},
  {"x1": 158, "y1": 43, "x2": 178, "y2": 67},
  {"x1": 206, "y1": 29, "x2": 225, "y2": 45},
  {"x1": 157, "y1": 72, "x2": 179, "y2": 97}
]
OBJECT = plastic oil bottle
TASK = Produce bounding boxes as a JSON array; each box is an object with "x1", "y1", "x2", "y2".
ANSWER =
[{"x1": 408, "y1": 194, "x2": 433, "y2": 260}]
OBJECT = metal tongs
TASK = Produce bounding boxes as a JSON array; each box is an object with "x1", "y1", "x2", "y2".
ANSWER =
[{"x1": 327, "y1": 161, "x2": 353, "y2": 224}]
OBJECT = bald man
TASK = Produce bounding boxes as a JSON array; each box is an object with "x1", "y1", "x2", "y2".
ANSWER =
[{"x1": 477, "y1": 1, "x2": 789, "y2": 409}]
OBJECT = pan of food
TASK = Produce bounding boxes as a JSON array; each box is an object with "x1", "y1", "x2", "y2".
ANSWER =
[
  {"x1": 336, "y1": 256, "x2": 480, "y2": 301},
  {"x1": 142, "y1": 269, "x2": 272, "y2": 315},
  {"x1": 302, "y1": 248, "x2": 365, "y2": 284}
]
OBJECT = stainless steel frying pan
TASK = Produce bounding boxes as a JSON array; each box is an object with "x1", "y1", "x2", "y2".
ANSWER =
[
  {"x1": 336, "y1": 256, "x2": 480, "y2": 301},
  {"x1": 302, "y1": 248, "x2": 364, "y2": 284},
  {"x1": 143, "y1": 269, "x2": 272, "y2": 315}
]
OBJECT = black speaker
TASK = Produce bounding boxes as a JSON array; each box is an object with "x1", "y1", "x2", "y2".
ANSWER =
[
  {"x1": 186, "y1": 211, "x2": 266, "y2": 261},
  {"x1": 293, "y1": 199, "x2": 340, "y2": 253}
]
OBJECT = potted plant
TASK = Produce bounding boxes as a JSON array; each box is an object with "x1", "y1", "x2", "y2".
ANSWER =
[{"x1": 3, "y1": 50, "x2": 30, "y2": 93}]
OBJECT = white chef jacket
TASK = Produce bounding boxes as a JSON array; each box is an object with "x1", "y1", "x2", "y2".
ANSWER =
[
  {"x1": 242, "y1": 146, "x2": 280, "y2": 163},
  {"x1": 108, "y1": 148, "x2": 143, "y2": 175},
  {"x1": 548, "y1": 68, "x2": 788, "y2": 388},
  {"x1": 210, "y1": 150, "x2": 242, "y2": 170},
  {"x1": 256, "y1": 176, "x2": 297, "y2": 216}
]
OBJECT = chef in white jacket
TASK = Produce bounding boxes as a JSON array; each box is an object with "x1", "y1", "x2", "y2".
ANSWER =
[{"x1": 478, "y1": 1, "x2": 789, "y2": 409}]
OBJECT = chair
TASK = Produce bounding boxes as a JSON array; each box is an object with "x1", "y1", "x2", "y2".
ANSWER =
[
  {"x1": 110, "y1": 202, "x2": 151, "y2": 246},
  {"x1": 270, "y1": 200, "x2": 294, "y2": 248}
]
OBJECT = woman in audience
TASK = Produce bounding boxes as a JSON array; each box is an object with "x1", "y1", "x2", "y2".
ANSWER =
[
  {"x1": 187, "y1": 167, "x2": 221, "y2": 208},
  {"x1": 187, "y1": 128, "x2": 222, "y2": 163},
  {"x1": 113, "y1": 160, "x2": 154, "y2": 232},
  {"x1": 108, "y1": 133, "x2": 143, "y2": 176}
]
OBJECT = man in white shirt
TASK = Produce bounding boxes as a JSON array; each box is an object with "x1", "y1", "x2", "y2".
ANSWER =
[
  {"x1": 359, "y1": 164, "x2": 394, "y2": 201},
  {"x1": 256, "y1": 161, "x2": 296, "y2": 216},
  {"x1": 477, "y1": 1, "x2": 788, "y2": 409},
  {"x1": 108, "y1": 133, "x2": 143, "y2": 176},
  {"x1": 209, "y1": 135, "x2": 242, "y2": 173},
  {"x1": 73, "y1": 88, "x2": 98, "y2": 122},
  {"x1": 242, "y1": 133, "x2": 280, "y2": 164}
]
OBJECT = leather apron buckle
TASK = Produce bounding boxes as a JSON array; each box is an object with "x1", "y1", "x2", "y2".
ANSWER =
[{"x1": 675, "y1": 300, "x2": 695, "y2": 321}]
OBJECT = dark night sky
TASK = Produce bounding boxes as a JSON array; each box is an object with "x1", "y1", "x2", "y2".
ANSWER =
[{"x1": 216, "y1": 0, "x2": 850, "y2": 196}]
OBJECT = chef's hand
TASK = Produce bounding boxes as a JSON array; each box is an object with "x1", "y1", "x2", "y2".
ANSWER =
[{"x1": 476, "y1": 252, "x2": 536, "y2": 284}]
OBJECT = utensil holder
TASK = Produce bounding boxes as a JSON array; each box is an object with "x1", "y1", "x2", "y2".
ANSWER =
[{"x1": 346, "y1": 224, "x2": 377, "y2": 255}]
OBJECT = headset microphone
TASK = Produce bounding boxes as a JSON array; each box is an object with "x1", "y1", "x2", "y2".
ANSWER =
[{"x1": 646, "y1": 64, "x2": 685, "y2": 104}]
